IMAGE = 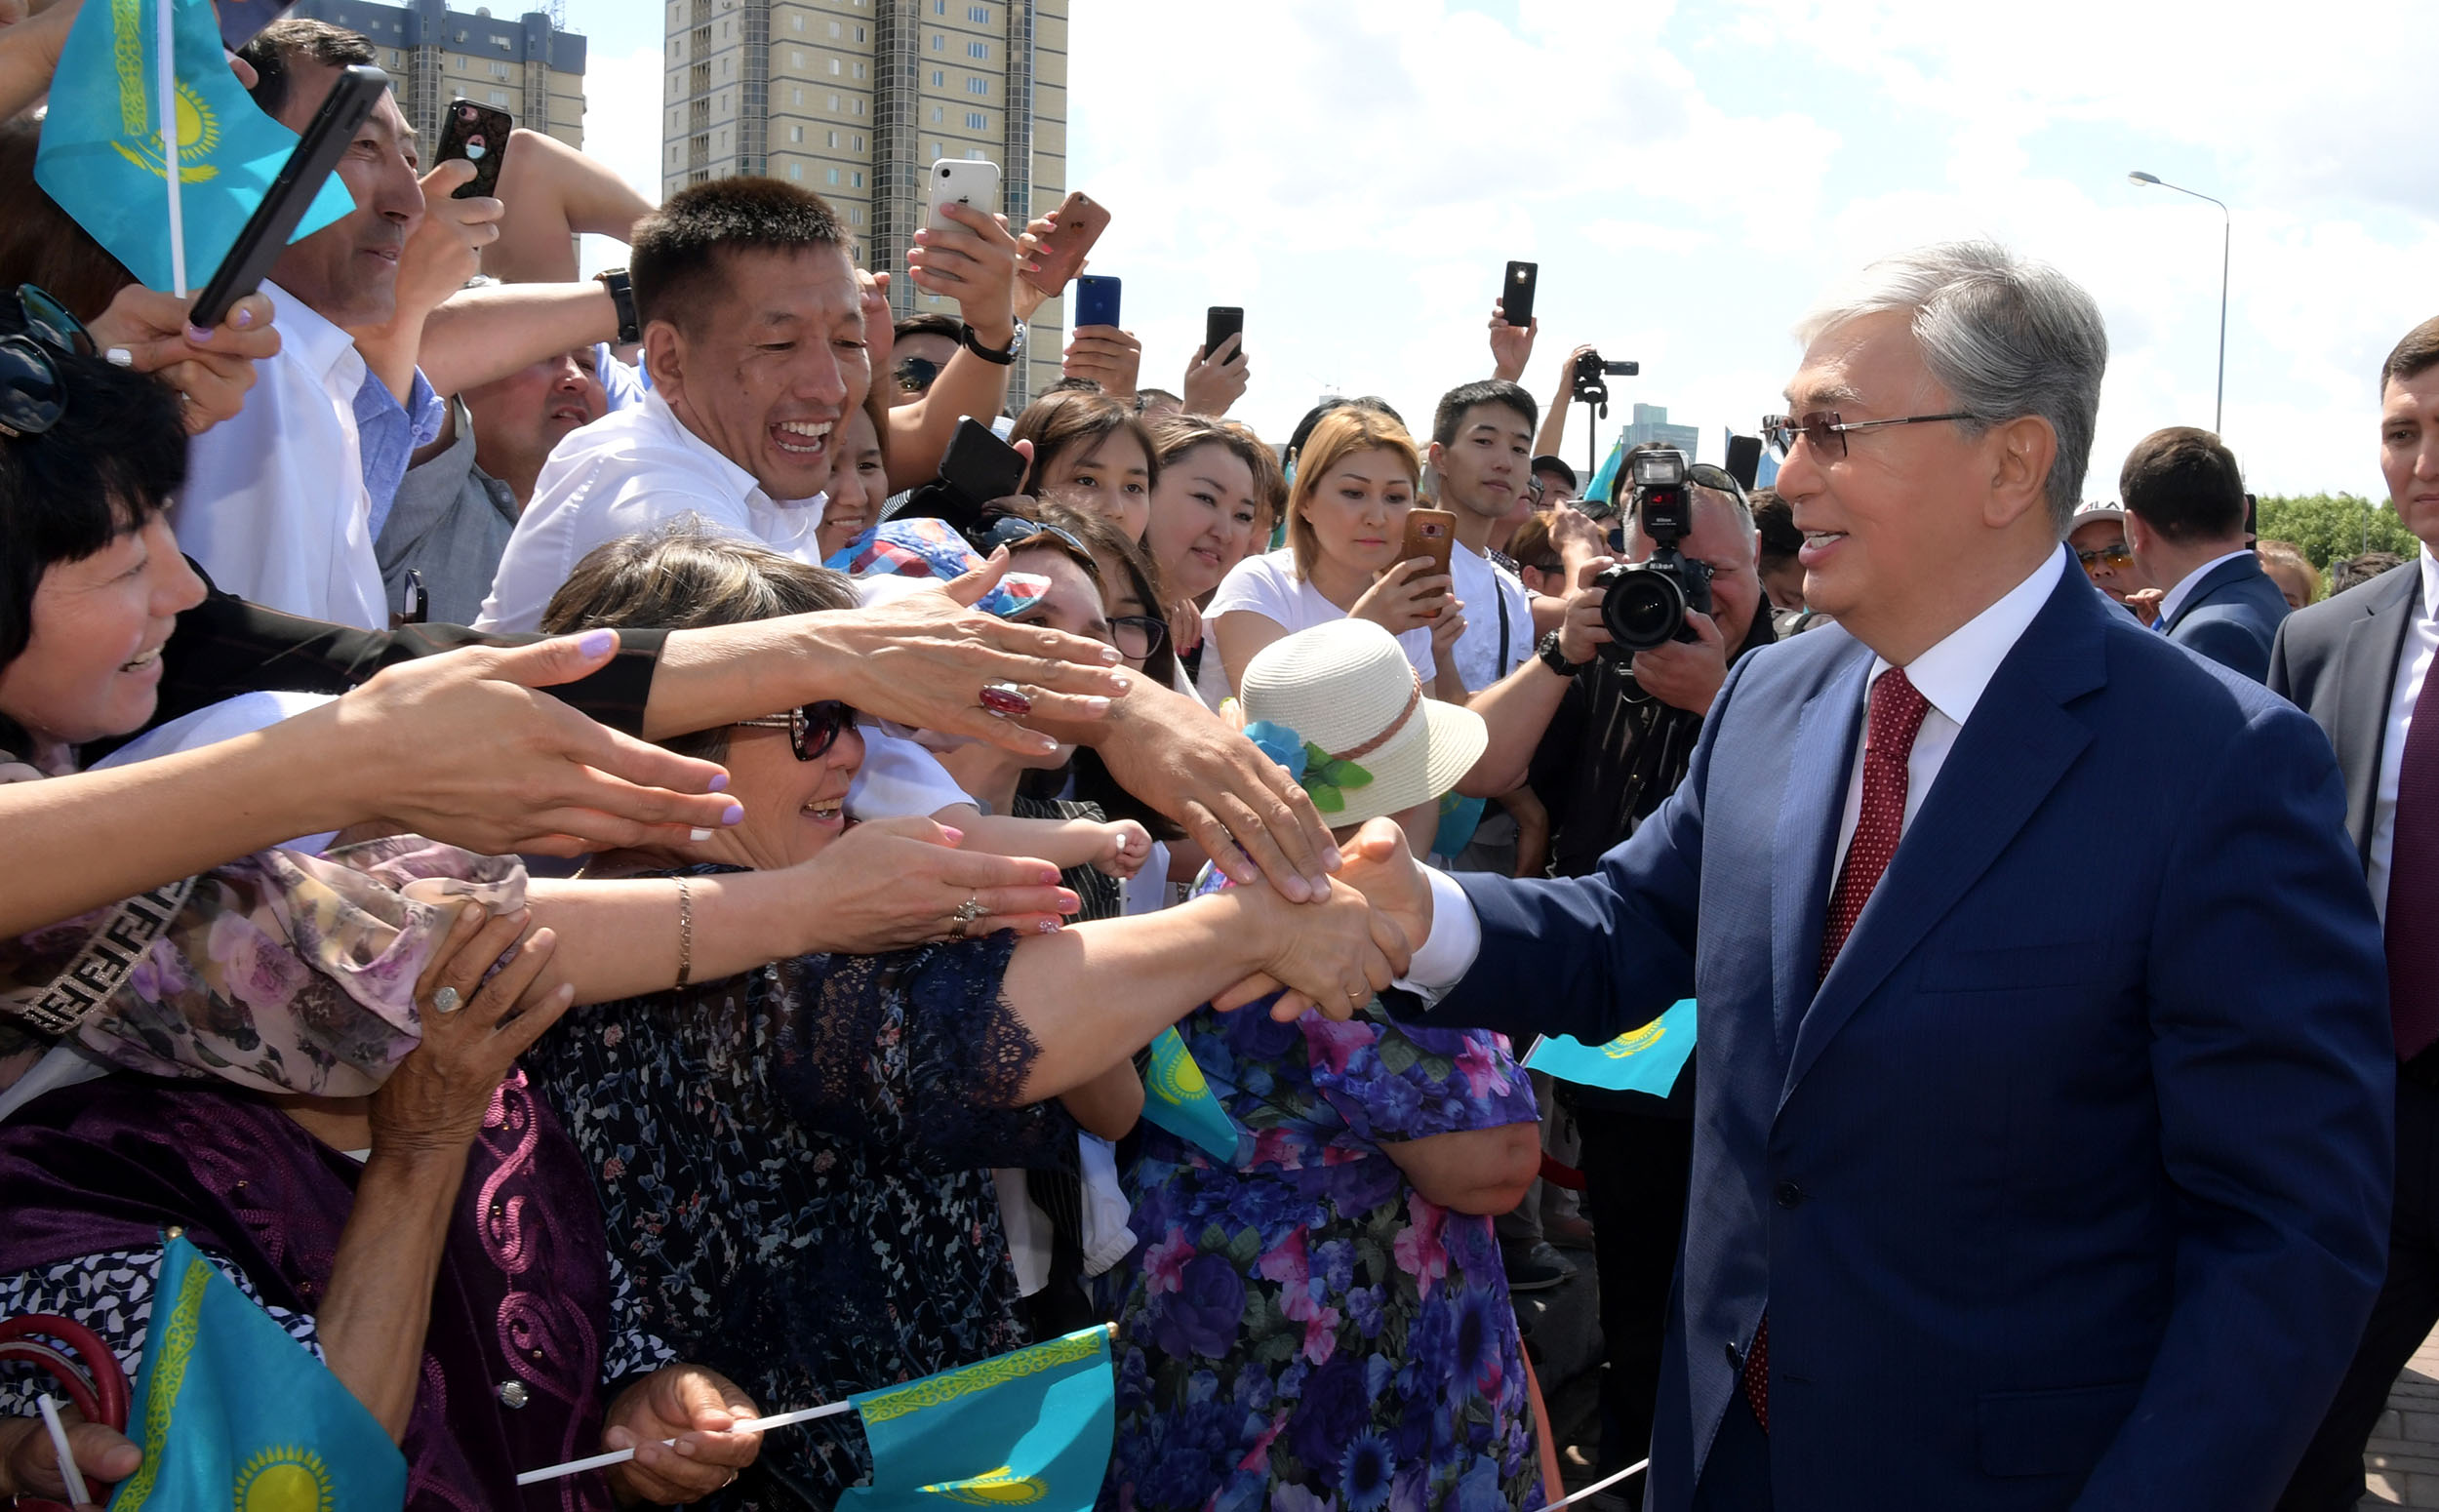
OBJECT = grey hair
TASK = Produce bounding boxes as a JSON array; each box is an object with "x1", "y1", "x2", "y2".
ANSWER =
[{"x1": 1794, "y1": 240, "x2": 2108, "y2": 535}]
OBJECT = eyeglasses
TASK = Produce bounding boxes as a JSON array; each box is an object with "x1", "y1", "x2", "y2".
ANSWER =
[
  {"x1": 895, "y1": 355, "x2": 943, "y2": 393},
  {"x1": 0, "y1": 285, "x2": 92, "y2": 440},
  {"x1": 1681, "y1": 462, "x2": 1749, "y2": 502},
  {"x1": 2076, "y1": 544, "x2": 2134, "y2": 571},
  {"x1": 732, "y1": 699, "x2": 859, "y2": 761},
  {"x1": 976, "y1": 515, "x2": 1092, "y2": 562},
  {"x1": 1761, "y1": 410, "x2": 1979, "y2": 458},
  {"x1": 1107, "y1": 614, "x2": 1168, "y2": 661}
]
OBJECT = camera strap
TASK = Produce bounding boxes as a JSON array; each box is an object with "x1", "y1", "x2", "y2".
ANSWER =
[{"x1": 1495, "y1": 571, "x2": 1513, "y2": 674}]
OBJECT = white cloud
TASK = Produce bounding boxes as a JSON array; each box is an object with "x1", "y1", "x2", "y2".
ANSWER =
[{"x1": 571, "y1": 42, "x2": 664, "y2": 277}]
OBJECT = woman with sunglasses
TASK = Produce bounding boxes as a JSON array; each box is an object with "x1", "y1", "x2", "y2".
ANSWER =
[{"x1": 527, "y1": 524, "x2": 1402, "y2": 1507}]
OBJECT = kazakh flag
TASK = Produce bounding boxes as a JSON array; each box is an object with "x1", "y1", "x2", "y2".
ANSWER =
[
  {"x1": 109, "y1": 1232, "x2": 405, "y2": 1511},
  {"x1": 839, "y1": 1325, "x2": 1114, "y2": 1512},
  {"x1": 1140, "y1": 1027, "x2": 1241, "y2": 1164},
  {"x1": 1581, "y1": 422, "x2": 1631, "y2": 512},
  {"x1": 1524, "y1": 999, "x2": 1698, "y2": 1096},
  {"x1": 35, "y1": 0, "x2": 354, "y2": 294}
]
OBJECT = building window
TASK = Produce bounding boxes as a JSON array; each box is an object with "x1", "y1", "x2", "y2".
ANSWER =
[
  {"x1": 966, "y1": 40, "x2": 986, "y2": 59},
  {"x1": 931, "y1": 33, "x2": 942, "y2": 50},
  {"x1": 853, "y1": 98, "x2": 864, "y2": 114},
  {"x1": 826, "y1": 92, "x2": 839, "y2": 108},
  {"x1": 828, "y1": 58, "x2": 841, "y2": 74},
  {"x1": 853, "y1": 61, "x2": 865, "y2": 78},
  {"x1": 387, "y1": 48, "x2": 402, "y2": 65},
  {"x1": 827, "y1": 18, "x2": 840, "y2": 34},
  {"x1": 932, "y1": 140, "x2": 943, "y2": 158},
  {"x1": 826, "y1": 167, "x2": 839, "y2": 184},
  {"x1": 968, "y1": 3, "x2": 988, "y2": 19},
  {"x1": 789, "y1": 86, "x2": 802, "y2": 104},
  {"x1": 965, "y1": 110, "x2": 985, "y2": 130},
  {"x1": 930, "y1": 68, "x2": 944, "y2": 85},
  {"x1": 933, "y1": 0, "x2": 944, "y2": 12},
  {"x1": 787, "y1": 162, "x2": 802, "y2": 179},
  {"x1": 929, "y1": 105, "x2": 942, "y2": 122},
  {"x1": 790, "y1": 12, "x2": 803, "y2": 28},
  {"x1": 965, "y1": 147, "x2": 985, "y2": 160},
  {"x1": 488, "y1": 88, "x2": 510, "y2": 104},
  {"x1": 790, "y1": 124, "x2": 805, "y2": 141},
  {"x1": 850, "y1": 206, "x2": 863, "y2": 224},
  {"x1": 852, "y1": 170, "x2": 864, "y2": 187},
  {"x1": 965, "y1": 76, "x2": 986, "y2": 95},
  {"x1": 855, "y1": 24, "x2": 866, "y2": 40},
  {"x1": 853, "y1": 134, "x2": 864, "y2": 149},
  {"x1": 790, "y1": 49, "x2": 803, "y2": 64},
  {"x1": 826, "y1": 129, "x2": 838, "y2": 146}
]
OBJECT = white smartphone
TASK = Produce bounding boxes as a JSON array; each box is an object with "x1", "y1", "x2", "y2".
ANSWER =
[{"x1": 924, "y1": 158, "x2": 1003, "y2": 232}]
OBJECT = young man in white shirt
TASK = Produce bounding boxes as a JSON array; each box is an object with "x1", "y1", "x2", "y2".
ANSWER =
[{"x1": 1425, "y1": 379, "x2": 1539, "y2": 696}]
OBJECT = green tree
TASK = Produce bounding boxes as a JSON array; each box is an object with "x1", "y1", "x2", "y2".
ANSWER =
[{"x1": 2252, "y1": 493, "x2": 2419, "y2": 571}]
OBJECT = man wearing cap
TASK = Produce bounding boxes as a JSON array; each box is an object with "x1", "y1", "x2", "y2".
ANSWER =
[
  {"x1": 1339, "y1": 241, "x2": 2391, "y2": 1510},
  {"x1": 2067, "y1": 498, "x2": 2154, "y2": 621},
  {"x1": 1535, "y1": 455, "x2": 1581, "y2": 509}
]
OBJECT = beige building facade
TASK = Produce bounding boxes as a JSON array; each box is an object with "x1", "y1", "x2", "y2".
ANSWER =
[
  {"x1": 295, "y1": 0, "x2": 587, "y2": 151},
  {"x1": 662, "y1": 0, "x2": 1069, "y2": 404}
]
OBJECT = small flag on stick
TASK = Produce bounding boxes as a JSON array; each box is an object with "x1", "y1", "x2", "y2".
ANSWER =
[
  {"x1": 1524, "y1": 999, "x2": 1698, "y2": 1097},
  {"x1": 838, "y1": 1325, "x2": 1115, "y2": 1512}
]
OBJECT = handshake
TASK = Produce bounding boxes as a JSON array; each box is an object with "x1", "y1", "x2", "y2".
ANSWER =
[{"x1": 1206, "y1": 816, "x2": 1439, "y2": 1023}]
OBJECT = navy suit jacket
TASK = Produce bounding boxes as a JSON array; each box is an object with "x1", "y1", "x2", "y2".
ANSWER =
[
  {"x1": 2163, "y1": 551, "x2": 2291, "y2": 682},
  {"x1": 1406, "y1": 565, "x2": 2391, "y2": 1510}
]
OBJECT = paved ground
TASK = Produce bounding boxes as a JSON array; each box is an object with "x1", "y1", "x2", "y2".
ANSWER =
[{"x1": 2365, "y1": 1330, "x2": 2439, "y2": 1506}]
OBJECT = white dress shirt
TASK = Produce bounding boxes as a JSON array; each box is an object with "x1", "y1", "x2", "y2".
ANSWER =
[
  {"x1": 171, "y1": 283, "x2": 388, "y2": 629},
  {"x1": 476, "y1": 389, "x2": 825, "y2": 633},
  {"x1": 2155, "y1": 546, "x2": 2257, "y2": 627},
  {"x1": 1403, "y1": 547, "x2": 2075, "y2": 996},
  {"x1": 2367, "y1": 547, "x2": 2439, "y2": 925}
]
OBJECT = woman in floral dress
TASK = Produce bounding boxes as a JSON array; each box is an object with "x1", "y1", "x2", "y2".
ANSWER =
[{"x1": 1102, "y1": 619, "x2": 1546, "y2": 1512}]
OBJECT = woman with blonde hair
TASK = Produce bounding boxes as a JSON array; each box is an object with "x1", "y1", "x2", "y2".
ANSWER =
[{"x1": 1206, "y1": 409, "x2": 1467, "y2": 702}]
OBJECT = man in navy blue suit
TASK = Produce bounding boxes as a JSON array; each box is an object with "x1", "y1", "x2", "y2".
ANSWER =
[
  {"x1": 1337, "y1": 242, "x2": 2393, "y2": 1510},
  {"x1": 2122, "y1": 425, "x2": 2290, "y2": 681}
]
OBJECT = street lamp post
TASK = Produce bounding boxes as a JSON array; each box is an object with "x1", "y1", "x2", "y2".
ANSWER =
[{"x1": 2129, "y1": 170, "x2": 2230, "y2": 435}]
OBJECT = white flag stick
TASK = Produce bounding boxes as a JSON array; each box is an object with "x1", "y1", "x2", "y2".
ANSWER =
[
  {"x1": 155, "y1": 0, "x2": 186, "y2": 296},
  {"x1": 1543, "y1": 1458, "x2": 1650, "y2": 1511},
  {"x1": 36, "y1": 1394, "x2": 93, "y2": 1509},
  {"x1": 514, "y1": 1398, "x2": 856, "y2": 1487}
]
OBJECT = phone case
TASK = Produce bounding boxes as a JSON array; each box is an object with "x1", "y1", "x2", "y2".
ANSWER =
[
  {"x1": 925, "y1": 158, "x2": 1003, "y2": 231},
  {"x1": 1204, "y1": 306, "x2": 1244, "y2": 360},
  {"x1": 436, "y1": 99, "x2": 513, "y2": 199},
  {"x1": 1402, "y1": 509, "x2": 1458, "y2": 599},
  {"x1": 1074, "y1": 275, "x2": 1121, "y2": 330},
  {"x1": 1502, "y1": 260, "x2": 1539, "y2": 326},
  {"x1": 1023, "y1": 191, "x2": 1108, "y2": 297},
  {"x1": 940, "y1": 418, "x2": 1028, "y2": 506}
]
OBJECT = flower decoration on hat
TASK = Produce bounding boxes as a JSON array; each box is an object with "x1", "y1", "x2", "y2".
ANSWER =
[
  {"x1": 1242, "y1": 718, "x2": 1375, "y2": 813},
  {"x1": 1242, "y1": 721, "x2": 1308, "y2": 784}
]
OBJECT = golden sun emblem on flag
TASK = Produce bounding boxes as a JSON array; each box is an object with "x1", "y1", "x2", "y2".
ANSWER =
[
  {"x1": 112, "y1": 78, "x2": 220, "y2": 181},
  {"x1": 1601, "y1": 1021, "x2": 1667, "y2": 1058},
  {"x1": 926, "y1": 1464, "x2": 1049, "y2": 1504},
  {"x1": 1150, "y1": 1043, "x2": 1207, "y2": 1101},
  {"x1": 232, "y1": 1445, "x2": 335, "y2": 1512}
]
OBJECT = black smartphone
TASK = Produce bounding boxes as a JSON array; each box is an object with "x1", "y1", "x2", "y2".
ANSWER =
[
  {"x1": 939, "y1": 417, "x2": 1029, "y2": 509},
  {"x1": 189, "y1": 64, "x2": 388, "y2": 329},
  {"x1": 1725, "y1": 434, "x2": 1763, "y2": 492},
  {"x1": 1073, "y1": 274, "x2": 1121, "y2": 330},
  {"x1": 1502, "y1": 260, "x2": 1539, "y2": 326},
  {"x1": 435, "y1": 99, "x2": 513, "y2": 199},
  {"x1": 1204, "y1": 305, "x2": 1243, "y2": 362}
]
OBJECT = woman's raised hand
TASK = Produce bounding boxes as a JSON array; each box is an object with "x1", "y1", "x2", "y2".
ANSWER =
[
  {"x1": 1351, "y1": 558, "x2": 1457, "y2": 637},
  {"x1": 369, "y1": 905, "x2": 570, "y2": 1162},
  {"x1": 785, "y1": 816, "x2": 1080, "y2": 952}
]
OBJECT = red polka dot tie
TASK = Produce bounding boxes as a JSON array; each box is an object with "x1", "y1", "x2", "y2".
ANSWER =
[{"x1": 1741, "y1": 665, "x2": 1934, "y2": 1435}]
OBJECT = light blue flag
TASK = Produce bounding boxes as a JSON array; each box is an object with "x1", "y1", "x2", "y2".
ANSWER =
[
  {"x1": 109, "y1": 1232, "x2": 405, "y2": 1511},
  {"x1": 36, "y1": 0, "x2": 354, "y2": 293},
  {"x1": 1581, "y1": 423, "x2": 1630, "y2": 511},
  {"x1": 1140, "y1": 1026, "x2": 1241, "y2": 1163},
  {"x1": 839, "y1": 1325, "x2": 1114, "y2": 1512},
  {"x1": 1524, "y1": 999, "x2": 1698, "y2": 1096}
]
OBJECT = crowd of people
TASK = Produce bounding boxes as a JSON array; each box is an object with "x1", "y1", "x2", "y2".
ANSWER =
[{"x1": 0, "y1": 12, "x2": 2435, "y2": 1512}]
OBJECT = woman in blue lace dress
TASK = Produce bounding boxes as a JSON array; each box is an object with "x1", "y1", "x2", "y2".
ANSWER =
[
  {"x1": 522, "y1": 529, "x2": 1402, "y2": 1510},
  {"x1": 1102, "y1": 620, "x2": 1548, "y2": 1512}
]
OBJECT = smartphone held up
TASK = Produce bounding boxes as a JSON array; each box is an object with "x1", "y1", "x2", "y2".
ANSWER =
[{"x1": 436, "y1": 99, "x2": 513, "y2": 199}]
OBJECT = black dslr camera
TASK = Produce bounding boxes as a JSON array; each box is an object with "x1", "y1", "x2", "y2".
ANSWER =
[{"x1": 1591, "y1": 447, "x2": 1711, "y2": 657}]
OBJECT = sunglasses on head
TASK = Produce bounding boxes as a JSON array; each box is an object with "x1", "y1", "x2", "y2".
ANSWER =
[
  {"x1": 1760, "y1": 410, "x2": 1979, "y2": 458},
  {"x1": 977, "y1": 515, "x2": 1092, "y2": 562},
  {"x1": 0, "y1": 285, "x2": 94, "y2": 440},
  {"x1": 732, "y1": 699, "x2": 858, "y2": 761}
]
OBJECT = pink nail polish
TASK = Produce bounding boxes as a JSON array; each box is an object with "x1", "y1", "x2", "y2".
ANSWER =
[
  {"x1": 722, "y1": 802, "x2": 745, "y2": 826},
  {"x1": 706, "y1": 772, "x2": 729, "y2": 792},
  {"x1": 576, "y1": 628, "x2": 617, "y2": 657},
  {"x1": 1037, "y1": 918, "x2": 1061, "y2": 934},
  {"x1": 185, "y1": 325, "x2": 213, "y2": 345},
  {"x1": 938, "y1": 825, "x2": 965, "y2": 844}
]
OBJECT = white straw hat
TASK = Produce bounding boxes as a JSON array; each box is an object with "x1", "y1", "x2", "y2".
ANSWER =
[{"x1": 1239, "y1": 619, "x2": 1488, "y2": 828}]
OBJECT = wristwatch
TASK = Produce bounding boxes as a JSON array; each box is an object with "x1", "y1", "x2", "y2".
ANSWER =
[
  {"x1": 593, "y1": 267, "x2": 639, "y2": 345},
  {"x1": 959, "y1": 321, "x2": 1021, "y2": 367},
  {"x1": 1538, "y1": 630, "x2": 1590, "y2": 677}
]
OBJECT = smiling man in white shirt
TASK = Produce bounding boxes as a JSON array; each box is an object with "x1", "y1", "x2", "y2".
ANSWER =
[
  {"x1": 1319, "y1": 241, "x2": 2393, "y2": 1511},
  {"x1": 477, "y1": 178, "x2": 869, "y2": 633}
]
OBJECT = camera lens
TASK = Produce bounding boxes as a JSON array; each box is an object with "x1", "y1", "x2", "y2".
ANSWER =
[{"x1": 1602, "y1": 566, "x2": 1687, "y2": 653}]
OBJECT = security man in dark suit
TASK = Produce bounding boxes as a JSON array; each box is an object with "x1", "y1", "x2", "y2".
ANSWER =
[
  {"x1": 2274, "y1": 315, "x2": 2439, "y2": 1510},
  {"x1": 2122, "y1": 425, "x2": 2290, "y2": 680}
]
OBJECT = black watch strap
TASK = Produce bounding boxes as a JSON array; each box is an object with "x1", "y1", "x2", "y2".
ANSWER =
[
  {"x1": 1538, "y1": 630, "x2": 1588, "y2": 677},
  {"x1": 960, "y1": 322, "x2": 1020, "y2": 366},
  {"x1": 594, "y1": 267, "x2": 639, "y2": 345}
]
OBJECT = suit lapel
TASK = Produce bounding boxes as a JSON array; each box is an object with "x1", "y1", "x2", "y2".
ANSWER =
[
  {"x1": 1769, "y1": 653, "x2": 1871, "y2": 1057},
  {"x1": 2333, "y1": 570, "x2": 2422, "y2": 862},
  {"x1": 1783, "y1": 576, "x2": 2107, "y2": 1104}
]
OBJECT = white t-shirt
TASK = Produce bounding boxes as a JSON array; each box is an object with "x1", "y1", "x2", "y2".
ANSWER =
[
  {"x1": 1449, "y1": 544, "x2": 1534, "y2": 694},
  {"x1": 1206, "y1": 549, "x2": 1436, "y2": 688}
]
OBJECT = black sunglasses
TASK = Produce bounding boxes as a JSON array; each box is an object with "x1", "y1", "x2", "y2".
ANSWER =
[
  {"x1": 0, "y1": 285, "x2": 92, "y2": 440},
  {"x1": 895, "y1": 355, "x2": 944, "y2": 393},
  {"x1": 732, "y1": 699, "x2": 859, "y2": 761},
  {"x1": 977, "y1": 515, "x2": 1093, "y2": 562}
]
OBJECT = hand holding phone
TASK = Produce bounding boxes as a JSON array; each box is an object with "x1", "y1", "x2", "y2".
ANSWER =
[
  {"x1": 1021, "y1": 190, "x2": 1109, "y2": 298},
  {"x1": 939, "y1": 417, "x2": 1030, "y2": 511},
  {"x1": 926, "y1": 158, "x2": 1003, "y2": 232},
  {"x1": 1400, "y1": 509, "x2": 1459, "y2": 609},
  {"x1": 1500, "y1": 261, "x2": 1539, "y2": 327},
  {"x1": 1073, "y1": 275, "x2": 1121, "y2": 331},
  {"x1": 435, "y1": 99, "x2": 513, "y2": 200},
  {"x1": 1203, "y1": 306, "x2": 1244, "y2": 364}
]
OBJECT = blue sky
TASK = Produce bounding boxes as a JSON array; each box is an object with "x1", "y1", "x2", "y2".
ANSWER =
[{"x1": 565, "y1": 0, "x2": 2439, "y2": 499}]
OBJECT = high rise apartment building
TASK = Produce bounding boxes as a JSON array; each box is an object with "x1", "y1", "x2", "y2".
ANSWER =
[
  {"x1": 1620, "y1": 402, "x2": 1700, "y2": 462},
  {"x1": 661, "y1": 0, "x2": 1069, "y2": 403},
  {"x1": 295, "y1": 0, "x2": 587, "y2": 150}
]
